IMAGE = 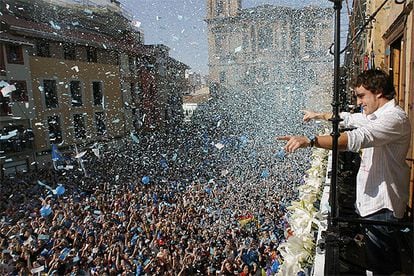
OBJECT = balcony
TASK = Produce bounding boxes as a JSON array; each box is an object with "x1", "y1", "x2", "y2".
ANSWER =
[{"x1": 313, "y1": 151, "x2": 413, "y2": 275}]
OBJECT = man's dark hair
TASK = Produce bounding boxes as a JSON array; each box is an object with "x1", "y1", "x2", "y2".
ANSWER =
[{"x1": 353, "y1": 69, "x2": 395, "y2": 100}]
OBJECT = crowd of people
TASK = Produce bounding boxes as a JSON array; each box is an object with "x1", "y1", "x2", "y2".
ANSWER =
[{"x1": 1, "y1": 86, "x2": 320, "y2": 275}]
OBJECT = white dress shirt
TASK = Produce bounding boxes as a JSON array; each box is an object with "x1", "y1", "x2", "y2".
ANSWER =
[{"x1": 341, "y1": 99, "x2": 411, "y2": 218}]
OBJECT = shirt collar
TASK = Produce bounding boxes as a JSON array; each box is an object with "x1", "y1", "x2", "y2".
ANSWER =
[{"x1": 367, "y1": 99, "x2": 395, "y2": 120}]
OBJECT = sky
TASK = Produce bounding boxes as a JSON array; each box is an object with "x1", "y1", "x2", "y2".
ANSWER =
[{"x1": 120, "y1": 0, "x2": 348, "y2": 75}]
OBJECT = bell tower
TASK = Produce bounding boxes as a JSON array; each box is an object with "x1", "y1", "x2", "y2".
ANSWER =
[
  {"x1": 206, "y1": 0, "x2": 241, "y2": 19},
  {"x1": 206, "y1": 0, "x2": 242, "y2": 85}
]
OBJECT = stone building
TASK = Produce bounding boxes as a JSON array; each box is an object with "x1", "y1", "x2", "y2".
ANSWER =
[
  {"x1": 0, "y1": 0, "x2": 189, "y2": 175},
  {"x1": 205, "y1": 0, "x2": 333, "y2": 111}
]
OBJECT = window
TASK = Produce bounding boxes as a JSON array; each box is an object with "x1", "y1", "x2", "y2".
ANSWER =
[
  {"x1": 11, "y1": 80, "x2": 28, "y2": 102},
  {"x1": 0, "y1": 44, "x2": 5, "y2": 75},
  {"x1": 135, "y1": 32, "x2": 142, "y2": 44},
  {"x1": 215, "y1": 34, "x2": 223, "y2": 54},
  {"x1": 43, "y1": 79, "x2": 59, "y2": 108},
  {"x1": 390, "y1": 36, "x2": 403, "y2": 105},
  {"x1": 73, "y1": 114, "x2": 86, "y2": 139},
  {"x1": 258, "y1": 27, "x2": 273, "y2": 49},
  {"x1": 129, "y1": 56, "x2": 136, "y2": 72},
  {"x1": 36, "y1": 40, "x2": 50, "y2": 57},
  {"x1": 136, "y1": 81, "x2": 143, "y2": 95},
  {"x1": 216, "y1": 0, "x2": 223, "y2": 15},
  {"x1": 305, "y1": 28, "x2": 315, "y2": 53},
  {"x1": 261, "y1": 67, "x2": 269, "y2": 82},
  {"x1": 242, "y1": 29, "x2": 249, "y2": 51},
  {"x1": 136, "y1": 81, "x2": 143, "y2": 103},
  {"x1": 95, "y1": 112, "x2": 106, "y2": 135},
  {"x1": 280, "y1": 24, "x2": 287, "y2": 51},
  {"x1": 114, "y1": 52, "x2": 120, "y2": 65},
  {"x1": 47, "y1": 115, "x2": 62, "y2": 144},
  {"x1": 0, "y1": 94, "x2": 11, "y2": 116},
  {"x1": 130, "y1": 82, "x2": 136, "y2": 101},
  {"x1": 130, "y1": 81, "x2": 142, "y2": 98},
  {"x1": 219, "y1": 71, "x2": 226, "y2": 83},
  {"x1": 63, "y1": 43, "x2": 76, "y2": 60},
  {"x1": 246, "y1": 66, "x2": 256, "y2": 83},
  {"x1": 87, "y1": 46, "x2": 97, "y2": 62},
  {"x1": 251, "y1": 26, "x2": 256, "y2": 52},
  {"x1": 70, "y1": 81, "x2": 82, "y2": 106},
  {"x1": 6, "y1": 44, "x2": 24, "y2": 64},
  {"x1": 92, "y1": 81, "x2": 103, "y2": 106}
]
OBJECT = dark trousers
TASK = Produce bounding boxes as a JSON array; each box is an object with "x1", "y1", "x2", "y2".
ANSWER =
[{"x1": 363, "y1": 209, "x2": 402, "y2": 275}]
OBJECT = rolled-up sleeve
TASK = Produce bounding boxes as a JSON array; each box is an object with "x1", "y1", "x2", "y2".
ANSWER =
[
  {"x1": 346, "y1": 112, "x2": 408, "y2": 152},
  {"x1": 340, "y1": 112, "x2": 369, "y2": 129}
]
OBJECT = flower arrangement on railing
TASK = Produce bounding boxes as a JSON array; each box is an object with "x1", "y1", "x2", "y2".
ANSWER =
[{"x1": 277, "y1": 148, "x2": 328, "y2": 275}]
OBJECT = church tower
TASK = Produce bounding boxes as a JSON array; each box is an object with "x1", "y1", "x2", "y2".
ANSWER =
[
  {"x1": 206, "y1": 0, "x2": 242, "y2": 85},
  {"x1": 206, "y1": 0, "x2": 241, "y2": 19}
]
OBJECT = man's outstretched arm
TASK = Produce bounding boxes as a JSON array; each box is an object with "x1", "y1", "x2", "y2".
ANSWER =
[
  {"x1": 277, "y1": 133, "x2": 348, "y2": 153},
  {"x1": 302, "y1": 110, "x2": 333, "y2": 122}
]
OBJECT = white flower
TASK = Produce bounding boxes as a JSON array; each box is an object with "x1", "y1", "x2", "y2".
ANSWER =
[{"x1": 277, "y1": 148, "x2": 328, "y2": 275}]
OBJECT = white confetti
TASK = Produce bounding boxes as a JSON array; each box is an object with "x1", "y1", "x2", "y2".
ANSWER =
[
  {"x1": 0, "y1": 130, "x2": 18, "y2": 140},
  {"x1": 75, "y1": 151, "x2": 87, "y2": 159},
  {"x1": 1, "y1": 84, "x2": 16, "y2": 97},
  {"x1": 49, "y1": 21, "x2": 61, "y2": 30},
  {"x1": 132, "y1": 20, "x2": 141, "y2": 28},
  {"x1": 214, "y1": 143, "x2": 224, "y2": 150}
]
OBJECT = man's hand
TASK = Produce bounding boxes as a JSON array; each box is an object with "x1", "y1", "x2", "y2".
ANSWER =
[
  {"x1": 302, "y1": 110, "x2": 332, "y2": 122},
  {"x1": 302, "y1": 110, "x2": 320, "y2": 122},
  {"x1": 277, "y1": 136, "x2": 310, "y2": 153}
]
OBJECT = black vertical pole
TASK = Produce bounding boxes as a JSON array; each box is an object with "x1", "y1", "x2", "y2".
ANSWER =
[
  {"x1": 324, "y1": 1, "x2": 342, "y2": 275},
  {"x1": 329, "y1": 0, "x2": 342, "y2": 227}
]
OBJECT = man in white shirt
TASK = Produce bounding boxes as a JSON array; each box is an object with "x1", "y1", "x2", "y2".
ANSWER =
[{"x1": 278, "y1": 69, "x2": 411, "y2": 274}]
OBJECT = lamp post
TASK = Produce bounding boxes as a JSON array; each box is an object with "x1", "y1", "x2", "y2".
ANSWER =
[{"x1": 324, "y1": 0, "x2": 343, "y2": 275}]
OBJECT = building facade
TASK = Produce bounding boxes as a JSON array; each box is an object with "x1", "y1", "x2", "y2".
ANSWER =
[
  {"x1": 0, "y1": 36, "x2": 36, "y2": 175},
  {"x1": 205, "y1": 0, "x2": 333, "y2": 110},
  {"x1": 0, "y1": 0, "x2": 190, "y2": 175}
]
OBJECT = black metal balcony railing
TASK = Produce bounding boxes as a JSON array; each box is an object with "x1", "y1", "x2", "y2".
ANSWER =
[{"x1": 324, "y1": 151, "x2": 414, "y2": 275}]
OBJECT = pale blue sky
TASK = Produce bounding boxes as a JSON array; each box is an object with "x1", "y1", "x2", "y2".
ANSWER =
[{"x1": 120, "y1": 1, "x2": 348, "y2": 75}]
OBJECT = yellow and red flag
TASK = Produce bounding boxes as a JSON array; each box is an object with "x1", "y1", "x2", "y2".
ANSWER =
[{"x1": 237, "y1": 214, "x2": 254, "y2": 226}]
